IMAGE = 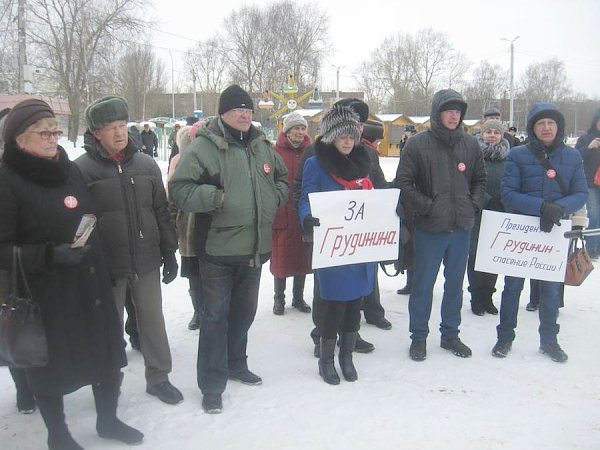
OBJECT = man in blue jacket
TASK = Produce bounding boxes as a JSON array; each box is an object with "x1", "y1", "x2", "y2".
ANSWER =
[{"x1": 493, "y1": 103, "x2": 588, "y2": 362}]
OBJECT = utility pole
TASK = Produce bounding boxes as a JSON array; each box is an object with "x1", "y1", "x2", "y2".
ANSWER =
[
  {"x1": 17, "y1": 0, "x2": 27, "y2": 93},
  {"x1": 501, "y1": 36, "x2": 519, "y2": 127},
  {"x1": 331, "y1": 65, "x2": 344, "y2": 102},
  {"x1": 169, "y1": 50, "x2": 175, "y2": 119},
  {"x1": 192, "y1": 70, "x2": 197, "y2": 111}
]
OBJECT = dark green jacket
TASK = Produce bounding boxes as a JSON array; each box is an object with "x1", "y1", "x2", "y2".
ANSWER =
[{"x1": 169, "y1": 118, "x2": 288, "y2": 267}]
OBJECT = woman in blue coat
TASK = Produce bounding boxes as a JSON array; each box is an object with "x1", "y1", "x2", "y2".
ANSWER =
[{"x1": 299, "y1": 105, "x2": 375, "y2": 385}]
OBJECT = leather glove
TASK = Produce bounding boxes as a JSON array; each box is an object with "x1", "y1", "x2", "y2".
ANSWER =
[
  {"x1": 53, "y1": 243, "x2": 90, "y2": 266},
  {"x1": 540, "y1": 201, "x2": 564, "y2": 233},
  {"x1": 162, "y1": 252, "x2": 178, "y2": 284},
  {"x1": 302, "y1": 215, "x2": 320, "y2": 243}
]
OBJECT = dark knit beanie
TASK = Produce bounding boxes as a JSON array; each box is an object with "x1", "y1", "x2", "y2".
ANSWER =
[
  {"x1": 440, "y1": 100, "x2": 466, "y2": 114},
  {"x1": 84, "y1": 96, "x2": 129, "y2": 131},
  {"x1": 319, "y1": 105, "x2": 361, "y2": 144},
  {"x1": 483, "y1": 106, "x2": 501, "y2": 118},
  {"x1": 218, "y1": 85, "x2": 254, "y2": 115},
  {"x1": 362, "y1": 119, "x2": 384, "y2": 142},
  {"x1": 334, "y1": 98, "x2": 369, "y2": 123},
  {"x1": 2, "y1": 99, "x2": 55, "y2": 144}
]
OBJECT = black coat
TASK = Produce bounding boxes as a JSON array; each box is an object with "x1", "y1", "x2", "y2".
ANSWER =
[
  {"x1": 75, "y1": 132, "x2": 177, "y2": 280},
  {"x1": 0, "y1": 144, "x2": 126, "y2": 396},
  {"x1": 141, "y1": 129, "x2": 158, "y2": 156},
  {"x1": 575, "y1": 109, "x2": 600, "y2": 187}
]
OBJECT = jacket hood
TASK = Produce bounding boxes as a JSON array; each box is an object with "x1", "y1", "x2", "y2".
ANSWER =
[
  {"x1": 526, "y1": 103, "x2": 565, "y2": 151},
  {"x1": 429, "y1": 89, "x2": 467, "y2": 147},
  {"x1": 587, "y1": 107, "x2": 600, "y2": 136},
  {"x1": 199, "y1": 116, "x2": 266, "y2": 150}
]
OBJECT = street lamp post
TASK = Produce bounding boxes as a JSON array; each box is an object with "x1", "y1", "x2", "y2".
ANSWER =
[
  {"x1": 501, "y1": 36, "x2": 519, "y2": 127},
  {"x1": 169, "y1": 50, "x2": 175, "y2": 119},
  {"x1": 331, "y1": 65, "x2": 344, "y2": 102}
]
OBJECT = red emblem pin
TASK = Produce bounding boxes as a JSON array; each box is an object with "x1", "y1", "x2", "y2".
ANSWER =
[
  {"x1": 64, "y1": 196, "x2": 78, "y2": 209},
  {"x1": 546, "y1": 169, "x2": 556, "y2": 179},
  {"x1": 457, "y1": 162, "x2": 466, "y2": 172},
  {"x1": 263, "y1": 163, "x2": 272, "y2": 174}
]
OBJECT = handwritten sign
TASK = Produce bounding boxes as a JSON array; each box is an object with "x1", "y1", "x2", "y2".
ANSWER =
[
  {"x1": 475, "y1": 210, "x2": 571, "y2": 282},
  {"x1": 308, "y1": 189, "x2": 400, "y2": 269}
]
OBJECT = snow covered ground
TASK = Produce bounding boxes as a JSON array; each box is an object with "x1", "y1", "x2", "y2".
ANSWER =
[{"x1": 1, "y1": 147, "x2": 599, "y2": 450}]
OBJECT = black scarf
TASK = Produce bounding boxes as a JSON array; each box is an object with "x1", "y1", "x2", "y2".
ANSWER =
[{"x1": 2, "y1": 142, "x2": 71, "y2": 186}]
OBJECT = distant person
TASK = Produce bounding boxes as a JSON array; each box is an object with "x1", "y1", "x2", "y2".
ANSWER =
[
  {"x1": 508, "y1": 126, "x2": 521, "y2": 146},
  {"x1": 169, "y1": 85, "x2": 289, "y2": 414},
  {"x1": 140, "y1": 123, "x2": 158, "y2": 157},
  {"x1": 128, "y1": 124, "x2": 142, "y2": 150},
  {"x1": 493, "y1": 103, "x2": 587, "y2": 363},
  {"x1": 76, "y1": 96, "x2": 183, "y2": 405},
  {"x1": 271, "y1": 111, "x2": 312, "y2": 315},
  {"x1": 482, "y1": 106, "x2": 517, "y2": 148},
  {"x1": 396, "y1": 89, "x2": 487, "y2": 362},
  {"x1": 168, "y1": 123, "x2": 181, "y2": 165},
  {"x1": 298, "y1": 104, "x2": 376, "y2": 385},
  {"x1": 575, "y1": 108, "x2": 600, "y2": 259}
]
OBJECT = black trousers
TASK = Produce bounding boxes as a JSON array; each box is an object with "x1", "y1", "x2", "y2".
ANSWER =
[{"x1": 321, "y1": 299, "x2": 362, "y2": 339}]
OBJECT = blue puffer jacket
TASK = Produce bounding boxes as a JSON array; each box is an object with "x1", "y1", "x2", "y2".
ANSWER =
[{"x1": 501, "y1": 103, "x2": 588, "y2": 217}]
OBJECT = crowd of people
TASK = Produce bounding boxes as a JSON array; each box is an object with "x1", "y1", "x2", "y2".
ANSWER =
[{"x1": 0, "y1": 84, "x2": 597, "y2": 448}]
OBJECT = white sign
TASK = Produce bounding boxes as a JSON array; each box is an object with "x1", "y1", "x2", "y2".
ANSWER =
[
  {"x1": 308, "y1": 189, "x2": 400, "y2": 269},
  {"x1": 475, "y1": 210, "x2": 571, "y2": 282}
]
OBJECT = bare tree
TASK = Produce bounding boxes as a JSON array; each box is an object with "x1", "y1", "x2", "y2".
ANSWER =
[
  {"x1": 0, "y1": 0, "x2": 18, "y2": 92},
  {"x1": 186, "y1": 37, "x2": 229, "y2": 96},
  {"x1": 520, "y1": 58, "x2": 571, "y2": 104},
  {"x1": 463, "y1": 60, "x2": 507, "y2": 113},
  {"x1": 25, "y1": 0, "x2": 148, "y2": 141}
]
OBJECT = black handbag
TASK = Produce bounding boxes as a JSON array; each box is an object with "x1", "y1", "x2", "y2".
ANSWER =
[{"x1": 0, "y1": 247, "x2": 48, "y2": 368}]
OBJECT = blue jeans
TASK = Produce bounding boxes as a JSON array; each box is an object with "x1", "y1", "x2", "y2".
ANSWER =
[
  {"x1": 586, "y1": 186, "x2": 600, "y2": 254},
  {"x1": 196, "y1": 260, "x2": 262, "y2": 395},
  {"x1": 409, "y1": 228, "x2": 470, "y2": 341},
  {"x1": 497, "y1": 276, "x2": 562, "y2": 345}
]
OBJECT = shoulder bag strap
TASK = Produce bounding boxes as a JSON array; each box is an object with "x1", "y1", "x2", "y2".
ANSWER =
[{"x1": 526, "y1": 145, "x2": 569, "y2": 196}]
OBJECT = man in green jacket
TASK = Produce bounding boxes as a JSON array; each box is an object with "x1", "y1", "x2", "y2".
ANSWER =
[{"x1": 169, "y1": 85, "x2": 289, "y2": 414}]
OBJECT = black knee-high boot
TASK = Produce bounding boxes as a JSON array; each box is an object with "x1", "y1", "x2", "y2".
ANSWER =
[
  {"x1": 338, "y1": 332, "x2": 358, "y2": 381},
  {"x1": 188, "y1": 289, "x2": 201, "y2": 330},
  {"x1": 37, "y1": 395, "x2": 83, "y2": 450},
  {"x1": 273, "y1": 277, "x2": 286, "y2": 315},
  {"x1": 93, "y1": 376, "x2": 144, "y2": 445},
  {"x1": 9, "y1": 368, "x2": 36, "y2": 413},
  {"x1": 292, "y1": 275, "x2": 311, "y2": 312},
  {"x1": 318, "y1": 338, "x2": 340, "y2": 385}
]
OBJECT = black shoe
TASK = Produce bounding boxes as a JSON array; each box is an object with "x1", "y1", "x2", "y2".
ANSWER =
[
  {"x1": 471, "y1": 300, "x2": 485, "y2": 316},
  {"x1": 16, "y1": 391, "x2": 36, "y2": 414},
  {"x1": 273, "y1": 298, "x2": 285, "y2": 315},
  {"x1": 440, "y1": 337, "x2": 472, "y2": 358},
  {"x1": 525, "y1": 301, "x2": 539, "y2": 312},
  {"x1": 540, "y1": 343, "x2": 568, "y2": 363},
  {"x1": 202, "y1": 393, "x2": 223, "y2": 414},
  {"x1": 354, "y1": 335, "x2": 375, "y2": 353},
  {"x1": 292, "y1": 298, "x2": 311, "y2": 313},
  {"x1": 366, "y1": 317, "x2": 392, "y2": 330},
  {"x1": 129, "y1": 336, "x2": 141, "y2": 351},
  {"x1": 97, "y1": 418, "x2": 144, "y2": 445},
  {"x1": 492, "y1": 340, "x2": 512, "y2": 358},
  {"x1": 188, "y1": 312, "x2": 200, "y2": 330},
  {"x1": 228, "y1": 369, "x2": 262, "y2": 385},
  {"x1": 48, "y1": 432, "x2": 84, "y2": 450},
  {"x1": 396, "y1": 285, "x2": 411, "y2": 295},
  {"x1": 409, "y1": 340, "x2": 426, "y2": 361},
  {"x1": 146, "y1": 381, "x2": 184, "y2": 405}
]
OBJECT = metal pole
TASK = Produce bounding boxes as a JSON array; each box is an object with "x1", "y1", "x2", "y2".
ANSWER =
[
  {"x1": 501, "y1": 36, "x2": 519, "y2": 127},
  {"x1": 17, "y1": 0, "x2": 27, "y2": 93},
  {"x1": 169, "y1": 50, "x2": 175, "y2": 119},
  {"x1": 192, "y1": 71, "x2": 197, "y2": 111},
  {"x1": 336, "y1": 66, "x2": 340, "y2": 101}
]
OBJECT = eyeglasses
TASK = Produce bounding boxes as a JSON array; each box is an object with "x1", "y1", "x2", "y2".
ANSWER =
[
  {"x1": 231, "y1": 108, "x2": 253, "y2": 115},
  {"x1": 29, "y1": 130, "x2": 63, "y2": 140}
]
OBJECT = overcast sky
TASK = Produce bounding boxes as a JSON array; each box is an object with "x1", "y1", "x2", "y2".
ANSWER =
[{"x1": 150, "y1": 0, "x2": 600, "y2": 100}]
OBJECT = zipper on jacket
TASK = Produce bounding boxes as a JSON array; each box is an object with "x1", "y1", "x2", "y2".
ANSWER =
[
  {"x1": 129, "y1": 176, "x2": 144, "y2": 239},
  {"x1": 117, "y1": 162, "x2": 141, "y2": 278}
]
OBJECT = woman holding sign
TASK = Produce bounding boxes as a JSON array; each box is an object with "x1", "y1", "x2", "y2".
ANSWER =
[
  {"x1": 0, "y1": 100, "x2": 142, "y2": 449},
  {"x1": 299, "y1": 104, "x2": 375, "y2": 385}
]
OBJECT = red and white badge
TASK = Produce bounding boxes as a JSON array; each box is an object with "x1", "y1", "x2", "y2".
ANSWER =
[
  {"x1": 546, "y1": 169, "x2": 556, "y2": 179},
  {"x1": 64, "y1": 196, "x2": 78, "y2": 209},
  {"x1": 263, "y1": 163, "x2": 272, "y2": 174},
  {"x1": 457, "y1": 162, "x2": 466, "y2": 172}
]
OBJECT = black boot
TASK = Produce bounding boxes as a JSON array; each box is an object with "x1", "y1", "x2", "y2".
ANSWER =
[
  {"x1": 470, "y1": 290, "x2": 485, "y2": 316},
  {"x1": 37, "y1": 395, "x2": 83, "y2": 450},
  {"x1": 93, "y1": 376, "x2": 144, "y2": 445},
  {"x1": 481, "y1": 290, "x2": 498, "y2": 315},
  {"x1": 318, "y1": 338, "x2": 340, "y2": 385},
  {"x1": 338, "y1": 332, "x2": 358, "y2": 382},
  {"x1": 396, "y1": 270, "x2": 412, "y2": 295},
  {"x1": 273, "y1": 277, "x2": 286, "y2": 315},
  {"x1": 10, "y1": 368, "x2": 36, "y2": 414},
  {"x1": 188, "y1": 289, "x2": 201, "y2": 330},
  {"x1": 291, "y1": 275, "x2": 311, "y2": 312},
  {"x1": 311, "y1": 332, "x2": 321, "y2": 358}
]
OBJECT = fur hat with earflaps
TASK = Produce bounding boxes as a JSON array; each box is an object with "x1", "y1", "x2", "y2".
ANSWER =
[
  {"x1": 319, "y1": 105, "x2": 361, "y2": 144},
  {"x1": 85, "y1": 96, "x2": 129, "y2": 131}
]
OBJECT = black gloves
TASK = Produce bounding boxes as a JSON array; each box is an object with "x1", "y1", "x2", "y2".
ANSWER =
[
  {"x1": 540, "y1": 201, "x2": 564, "y2": 233},
  {"x1": 302, "y1": 215, "x2": 320, "y2": 243},
  {"x1": 53, "y1": 243, "x2": 91, "y2": 266},
  {"x1": 162, "y1": 252, "x2": 178, "y2": 284}
]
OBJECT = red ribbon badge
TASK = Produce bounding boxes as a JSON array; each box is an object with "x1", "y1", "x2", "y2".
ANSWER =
[
  {"x1": 546, "y1": 169, "x2": 556, "y2": 179},
  {"x1": 263, "y1": 163, "x2": 272, "y2": 174},
  {"x1": 64, "y1": 196, "x2": 78, "y2": 209},
  {"x1": 457, "y1": 162, "x2": 466, "y2": 172}
]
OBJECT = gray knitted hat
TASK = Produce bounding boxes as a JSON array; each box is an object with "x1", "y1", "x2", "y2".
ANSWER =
[
  {"x1": 319, "y1": 105, "x2": 361, "y2": 145},
  {"x1": 483, "y1": 106, "x2": 501, "y2": 118},
  {"x1": 85, "y1": 96, "x2": 129, "y2": 131},
  {"x1": 283, "y1": 111, "x2": 308, "y2": 133}
]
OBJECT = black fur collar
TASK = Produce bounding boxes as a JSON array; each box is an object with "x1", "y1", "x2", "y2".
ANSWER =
[
  {"x1": 314, "y1": 139, "x2": 371, "y2": 180},
  {"x1": 2, "y1": 142, "x2": 70, "y2": 186}
]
